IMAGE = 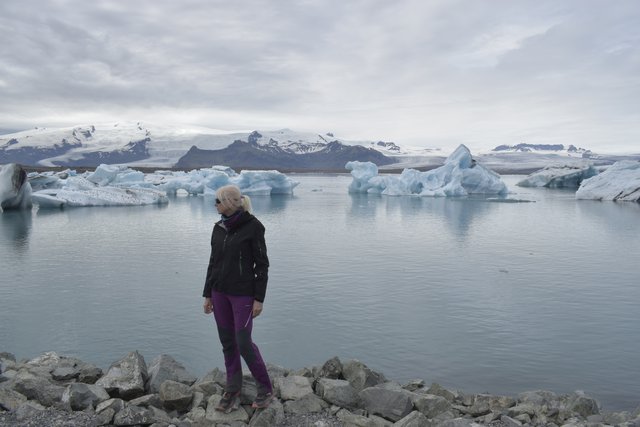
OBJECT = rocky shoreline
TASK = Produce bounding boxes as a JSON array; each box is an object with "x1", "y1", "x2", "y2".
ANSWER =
[{"x1": 0, "y1": 351, "x2": 638, "y2": 427}]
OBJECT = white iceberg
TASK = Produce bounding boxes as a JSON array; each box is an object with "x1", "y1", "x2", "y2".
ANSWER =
[
  {"x1": 0, "y1": 163, "x2": 32, "y2": 211},
  {"x1": 576, "y1": 161, "x2": 640, "y2": 202},
  {"x1": 517, "y1": 164, "x2": 598, "y2": 188},
  {"x1": 32, "y1": 175, "x2": 169, "y2": 208},
  {"x1": 29, "y1": 164, "x2": 299, "y2": 208},
  {"x1": 346, "y1": 145, "x2": 507, "y2": 197}
]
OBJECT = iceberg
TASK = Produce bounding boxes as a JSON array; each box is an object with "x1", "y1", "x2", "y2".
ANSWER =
[
  {"x1": 517, "y1": 164, "x2": 598, "y2": 188},
  {"x1": 576, "y1": 161, "x2": 640, "y2": 202},
  {"x1": 346, "y1": 145, "x2": 507, "y2": 197},
  {"x1": 32, "y1": 175, "x2": 169, "y2": 208},
  {"x1": 0, "y1": 163, "x2": 32, "y2": 211},
  {"x1": 29, "y1": 164, "x2": 299, "y2": 208}
]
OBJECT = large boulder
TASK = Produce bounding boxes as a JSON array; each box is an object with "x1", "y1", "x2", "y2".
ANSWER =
[
  {"x1": 394, "y1": 410, "x2": 429, "y2": 427},
  {"x1": 96, "y1": 351, "x2": 148, "y2": 400},
  {"x1": 158, "y1": 379, "x2": 193, "y2": 412},
  {"x1": 61, "y1": 383, "x2": 110, "y2": 410},
  {"x1": 0, "y1": 388, "x2": 27, "y2": 411},
  {"x1": 343, "y1": 359, "x2": 387, "y2": 392},
  {"x1": 283, "y1": 392, "x2": 328, "y2": 414},
  {"x1": 113, "y1": 405, "x2": 155, "y2": 426},
  {"x1": 12, "y1": 376, "x2": 65, "y2": 407},
  {"x1": 358, "y1": 387, "x2": 413, "y2": 422},
  {"x1": 315, "y1": 378, "x2": 360, "y2": 409},
  {"x1": 319, "y1": 356, "x2": 343, "y2": 379},
  {"x1": 0, "y1": 163, "x2": 32, "y2": 210},
  {"x1": 274, "y1": 375, "x2": 314, "y2": 400},
  {"x1": 146, "y1": 354, "x2": 197, "y2": 393},
  {"x1": 249, "y1": 398, "x2": 285, "y2": 426}
]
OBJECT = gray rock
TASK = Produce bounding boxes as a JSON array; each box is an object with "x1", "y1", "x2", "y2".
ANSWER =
[
  {"x1": 51, "y1": 366, "x2": 77, "y2": 381},
  {"x1": 437, "y1": 417, "x2": 481, "y2": 427},
  {"x1": 402, "y1": 379, "x2": 425, "y2": 392},
  {"x1": 343, "y1": 359, "x2": 387, "y2": 392},
  {"x1": 12, "y1": 376, "x2": 65, "y2": 407},
  {"x1": 274, "y1": 375, "x2": 314, "y2": 400},
  {"x1": 78, "y1": 364, "x2": 104, "y2": 384},
  {"x1": 61, "y1": 383, "x2": 110, "y2": 410},
  {"x1": 359, "y1": 387, "x2": 413, "y2": 422},
  {"x1": 159, "y1": 379, "x2": 193, "y2": 412},
  {"x1": 316, "y1": 378, "x2": 360, "y2": 409},
  {"x1": 205, "y1": 394, "x2": 250, "y2": 423},
  {"x1": 96, "y1": 397, "x2": 125, "y2": 415},
  {"x1": 15, "y1": 401, "x2": 46, "y2": 421},
  {"x1": 283, "y1": 392, "x2": 329, "y2": 414},
  {"x1": 501, "y1": 414, "x2": 523, "y2": 427},
  {"x1": 249, "y1": 397, "x2": 285, "y2": 426},
  {"x1": 148, "y1": 405, "x2": 172, "y2": 424},
  {"x1": 295, "y1": 364, "x2": 321, "y2": 379},
  {"x1": 113, "y1": 404, "x2": 156, "y2": 426},
  {"x1": 95, "y1": 407, "x2": 117, "y2": 426},
  {"x1": 190, "y1": 391, "x2": 206, "y2": 410},
  {"x1": 0, "y1": 388, "x2": 27, "y2": 411},
  {"x1": 199, "y1": 367, "x2": 226, "y2": 385},
  {"x1": 507, "y1": 403, "x2": 539, "y2": 418},
  {"x1": 393, "y1": 410, "x2": 429, "y2": 427},
  {"x1": 147, "y1": 354, "x2": 197, "y2": 393},
  {"x1": 409, "y1": 393, "x2": 451, "y2": 418},
  {"x1": 426, "y1": 383, "x2": 457, "y2": 402},
  {"x1": 129, "y1": 393, "x2": 163, "y2": 408},
  {"x1": 96, "y1": 350, "x2": 148, "y2": 400},
  {"x1": 192, "y1": 380, "x2": 223, "y2": 398},
  {"x1": 319, "y1": 356, "x2": 343, "y2": 379},
  {"x1": 184, "y1": 406, "x2": 207, "y2": 424},
  {"x1": 266, "y1": 362, "x2": 290, "y2": 379},
  {"x1": 517, "y1": 390, "x2": 559, "y2": 406},
  {"x1": 567, "y1": 391, "x2": 600, "y2": 418},
  {"x1": 337, "y1": 408, "x2": 393, "y2": 426}
]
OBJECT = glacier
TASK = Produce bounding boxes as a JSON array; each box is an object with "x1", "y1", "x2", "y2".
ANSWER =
[
  {"x1": 28, "y1": 164, "x2": 299, "y2": 208},
  {"x1": 575, "y1": 161, "x2": 640, "y2": 202},
  {"x1": 346, "y1": 145, "x2": 507, "y2": 197},
  {"x1": 0, "y1": 163, "x2": 32, "y2": 211},
  {"x1": 516, "y1": 164, "x2": 599, "y2": 188}
]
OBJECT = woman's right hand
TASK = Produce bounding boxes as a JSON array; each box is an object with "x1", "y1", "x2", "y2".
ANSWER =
[{"x1": 203, "y1": 297, "x2": 213, "y2": 314}]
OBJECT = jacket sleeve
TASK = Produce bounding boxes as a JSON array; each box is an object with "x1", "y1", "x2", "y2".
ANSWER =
[
  {"x1": 251, "y1": 221, "x2": 270, "y2": 302},
  {"x1": 202, "y1": 228, "x2": 216, "y2": 298}
]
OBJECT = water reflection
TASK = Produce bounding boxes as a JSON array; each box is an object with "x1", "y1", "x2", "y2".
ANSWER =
[
  {"x1": 350, "y1": 193, "x2": 496, "y2": 238},
  {"x1": 0, "y1": 209, "x2": 33, "y2": 251}
]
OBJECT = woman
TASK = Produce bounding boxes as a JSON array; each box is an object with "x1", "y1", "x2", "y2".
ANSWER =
[{"x1": 202, "y1": 185, "x2": 273, "y2": 413}]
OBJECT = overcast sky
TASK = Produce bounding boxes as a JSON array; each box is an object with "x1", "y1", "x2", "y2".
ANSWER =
[{"x1": 1, "y1": 0, "x2": 639, "y2": 152}]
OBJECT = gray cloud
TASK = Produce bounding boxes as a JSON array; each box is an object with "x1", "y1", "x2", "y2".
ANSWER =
[{"x1": 1, "y1": 0, "x2": 639, "y2": 152}]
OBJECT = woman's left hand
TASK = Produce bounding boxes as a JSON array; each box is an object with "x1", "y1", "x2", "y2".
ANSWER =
[{"x1": 252, "y1": 301, "x2": 263, "y2": 318}]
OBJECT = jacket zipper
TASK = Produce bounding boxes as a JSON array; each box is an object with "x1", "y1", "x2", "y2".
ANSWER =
[{"x1": 239, "y1": 253, "x2": 243, "y2": 276}]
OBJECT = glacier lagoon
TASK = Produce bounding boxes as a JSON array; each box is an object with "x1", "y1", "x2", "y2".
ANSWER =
[{"x1": 1, "y1": 174, "x2": 639, "y2": 411}]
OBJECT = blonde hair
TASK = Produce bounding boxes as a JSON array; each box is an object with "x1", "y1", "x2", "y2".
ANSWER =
[{"x1": 216, "y1": 185, "x2": 252, "y2": 213}]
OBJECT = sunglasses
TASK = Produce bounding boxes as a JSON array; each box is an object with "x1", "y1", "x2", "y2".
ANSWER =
[{"x1": 215, "y1": 198, "x2": 222, "y2": 205}]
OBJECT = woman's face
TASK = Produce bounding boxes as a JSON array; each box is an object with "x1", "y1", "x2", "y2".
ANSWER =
[{"x1": 216, "y1": 198, "x2": 236, "y2": 216}]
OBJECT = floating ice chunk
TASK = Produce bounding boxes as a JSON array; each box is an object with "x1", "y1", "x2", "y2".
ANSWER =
[
  {"x1": 517, "y1": 164, "x2": 598, "y2": 188},
  {"x1": 576, "y1": 161, "x2": 640, "y2": 202},
  {"x1": 0, "y1": 163, "x2": 32, "y2": 211},
  {"x1": 346, "y1": 145, "x2": 507, "y2": 197},
  {"x1": 32, "y1": 185, "x2": 168, "y2": 208},
  {"x1": 230, "y1": 170, "x2": 299, "y2": 195},
  {"x1": 87, "y1": 164, "x2": 146, "y2": 187}
]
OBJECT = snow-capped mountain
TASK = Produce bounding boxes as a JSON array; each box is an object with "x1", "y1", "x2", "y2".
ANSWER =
[
  {"x1": 492, "y1": 143, "x2": 593, "y2": 157},
  {"x1": 0, "y1": 122, "x2": 428, "y2": 169}
]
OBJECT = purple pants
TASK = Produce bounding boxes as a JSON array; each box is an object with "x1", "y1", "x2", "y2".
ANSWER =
[{"x1": 211, "y1": 290, "x2": 272, "y2": 394}]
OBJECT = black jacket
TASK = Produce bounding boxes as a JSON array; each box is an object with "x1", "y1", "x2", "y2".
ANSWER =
[{"x1": 202, "y1": 211, "x2": 269, "y2": 302}]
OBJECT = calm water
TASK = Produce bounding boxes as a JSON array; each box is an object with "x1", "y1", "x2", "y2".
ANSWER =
[{"x1": 1, "y1": 175, "x2": 639, "y2": 410}]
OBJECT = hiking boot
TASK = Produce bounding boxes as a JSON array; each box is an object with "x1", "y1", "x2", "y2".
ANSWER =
[
  {"x1": 252, "y1": 391, "x2": 273, "y2": 409},
  {"x1": 216, "y1": 390, "x2": 241, "y2": 413}
]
